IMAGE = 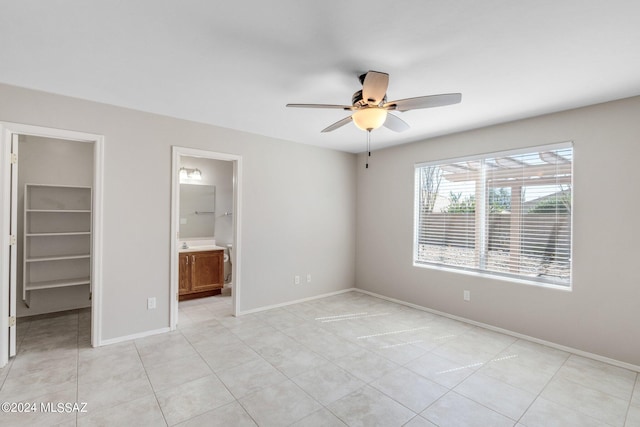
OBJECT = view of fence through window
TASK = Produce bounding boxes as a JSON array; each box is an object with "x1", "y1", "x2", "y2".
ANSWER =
[{"x1": 414, "y1": 144, "x2": 573, "y2": 286}]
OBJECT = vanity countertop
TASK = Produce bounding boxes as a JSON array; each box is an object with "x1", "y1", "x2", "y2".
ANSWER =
[{"x1": 178, "y1": 245, "x2": 226, "y2": 253}]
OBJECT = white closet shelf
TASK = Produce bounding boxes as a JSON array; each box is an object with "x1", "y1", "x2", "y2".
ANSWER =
[
  {"x1": 24, "y1": 277, "x2": 91, "y2": 291},
  {"x1": 26, "y1": 231, "x2": 91, "y2": 237},
  {"x1": 26, "y1": 254, "x2": 91, "y2": 263},
  {"x1": 26, "y1": 183, "x2": 91, "y2": 188},
  {"x1": 26, "y1": 209, "x2": 91, "y2": 213}
]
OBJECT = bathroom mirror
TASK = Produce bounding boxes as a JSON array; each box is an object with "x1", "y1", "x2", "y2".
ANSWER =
[{"x1": 179, "y1": 184, "x2": 216, "y2": 238}]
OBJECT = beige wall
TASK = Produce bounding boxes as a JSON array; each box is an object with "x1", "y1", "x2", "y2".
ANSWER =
[
  {"x1": 4, "y1": 81, "x2": 638, "y2": 366},
  {"x1": 355, "y1": 95, "x2": 640, "y2": 366},
  {"x1": 0, "y1": 83, "x2": 357, "y2": 341}
]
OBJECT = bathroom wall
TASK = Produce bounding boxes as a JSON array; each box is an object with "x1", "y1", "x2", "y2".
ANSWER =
[
  {"x1": 180, "y1": 157, "x2": 234, "y2": 245},
  {"x1": 178, "y1": 184, "x2": 216, "y2": 239}
]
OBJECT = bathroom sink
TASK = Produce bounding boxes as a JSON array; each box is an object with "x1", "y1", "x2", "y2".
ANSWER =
[{"x1": 178, "y1": 240, "x2": 226, "y2": 253}]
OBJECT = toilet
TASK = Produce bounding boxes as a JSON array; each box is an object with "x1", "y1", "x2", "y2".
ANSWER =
[{"x1": 222, "y1": 243, "x2": 233, "y2": 294}]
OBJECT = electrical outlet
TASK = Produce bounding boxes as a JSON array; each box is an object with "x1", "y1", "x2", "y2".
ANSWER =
[
  {"x1": 294, "y1": 275, "x2": 300, "y2": 285},
  {"x1": 463, "y1": 290, "x2": 470, "y2": 301},
  {"x1": 307, "y1": 273, "x2": 311, "y2": 283},
  {"x1": 147, "y1": 297, "x2": 156, "y2": 309}
]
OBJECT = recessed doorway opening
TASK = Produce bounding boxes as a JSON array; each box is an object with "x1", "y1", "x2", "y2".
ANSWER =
[
  {"x1": 170, "y1": 147, "x2": 242, "y2": 329},
  {"x1": 0, "y1": 122, "x2": 104, "y2": 367}
]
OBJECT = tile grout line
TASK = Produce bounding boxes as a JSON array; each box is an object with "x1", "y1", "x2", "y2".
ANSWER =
[
  {"x1": 0, "y1": 317, "x2": 32, "y2": 390},
  {"x1": 510, "y1": 341, "x2": 571, "y2": 426},
  {"x1": 221, "y1": 308, "x2": 363, "y2": 426},
  {"x1": 345, "y1": 292, "x2": 635, "y2": 426},
  {"x1": 369, "y1": 334, "x2": 531, "y2": 423},
  {"x1": 75, "y1": 309, "x2": 81, "y2": 427},
  {"x1": 243, "y1": 314, "x2": 424, "y2": 425},
  {"x1": 394, "y1": 331, "x2": 501, "y2": 421},
  {"x1": 622, "y1": 372, "x2": 639, "y2": 427},
  {"x1": 177, "y1": 308, "x2": 262, "y2": 426},
  {"x1": 512, "y1": 352, "x2": 616, "y2": 427},
  {"x1": 133, "y1": 340, "x2": 170, "y2": 427}
]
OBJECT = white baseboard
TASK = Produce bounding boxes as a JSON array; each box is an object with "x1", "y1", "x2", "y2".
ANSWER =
[
  {"x1": 353, "y1": 288, "x2": 640, "y2": 373},
  {"x1": 237, "y1": 288, "x2": 356, "y2": 315},
  {"x1": 95, "y1": 289, "x2": 356, "y2": 347},
  {"x1": 98, "y1": 327, "x2": 171, "y2": 347}
]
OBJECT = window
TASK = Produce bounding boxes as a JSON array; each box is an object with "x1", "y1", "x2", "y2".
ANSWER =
[{"x1": 414, "y1": 143, "x2": 572, "y2": 287}]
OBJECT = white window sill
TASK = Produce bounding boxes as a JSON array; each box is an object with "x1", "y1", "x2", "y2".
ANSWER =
[{"x1": 413, "y1": 261, "x2": 572, "y2": 291}]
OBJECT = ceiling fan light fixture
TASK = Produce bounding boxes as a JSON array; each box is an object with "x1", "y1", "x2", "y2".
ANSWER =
[{"x1": 352, "y1": 107, "x2": 387, "y2": 131}]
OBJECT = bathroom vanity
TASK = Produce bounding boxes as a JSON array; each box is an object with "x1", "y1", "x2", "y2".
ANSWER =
[{"x1": 178, "y1": 246, "x2": 224, "y2": 301}]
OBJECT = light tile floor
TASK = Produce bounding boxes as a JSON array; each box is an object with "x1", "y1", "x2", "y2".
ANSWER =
[{"x1": 0, "y1": 291, "x2": 638, "y2": 426}]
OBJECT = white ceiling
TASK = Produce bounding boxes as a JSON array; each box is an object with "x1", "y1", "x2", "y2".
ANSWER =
[{"x1": 1, "y1": 1, "x2": 639, "y2": 153}]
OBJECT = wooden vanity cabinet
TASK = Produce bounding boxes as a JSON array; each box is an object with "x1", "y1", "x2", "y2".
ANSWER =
[{"x1": 178, "y1": 250, "x2": 224, "y2": 301}]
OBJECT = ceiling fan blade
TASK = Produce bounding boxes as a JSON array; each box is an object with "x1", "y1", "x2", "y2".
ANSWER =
[
  {"x1": 383, "y1": 113, "x2": 410, "y2": 133},
  {"x1": 384, "y1": 93, "x2": 462, "y2": 112},
  {"x1": 362, "y1": 71, "x2": 389, "y2": 105},
  {"x1": 286, "y1": 103, "x2": 353, "y2": 110},
  {"x1": 321, "y1": 116, "x2": 353, "y2": 133}
]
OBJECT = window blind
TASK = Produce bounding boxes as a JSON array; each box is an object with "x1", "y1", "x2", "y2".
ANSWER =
[{"x1": 414, "y1": 143, "x2": 573, "y2": 287}]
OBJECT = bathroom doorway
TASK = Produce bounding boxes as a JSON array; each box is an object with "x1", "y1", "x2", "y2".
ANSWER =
[{"x1": 170, "y1": 147, "x2": 242, "y2": 329}]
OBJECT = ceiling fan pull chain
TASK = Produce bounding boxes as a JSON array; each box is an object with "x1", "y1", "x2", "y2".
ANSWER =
[{"x1": 366, "y1": 130, "x2": 371, "y2": 169}]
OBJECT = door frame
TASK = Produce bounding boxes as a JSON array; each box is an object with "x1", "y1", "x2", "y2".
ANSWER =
[
  {"x1": 0, "y1": 122, "x2": 104, "y2": 367},
  {"x1": 170, "y1": 146, "x2": 242, "y2": 328}
]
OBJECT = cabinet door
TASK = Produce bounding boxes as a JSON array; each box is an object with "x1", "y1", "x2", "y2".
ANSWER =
[
  {"x1": 178, "y1": 253, "x2": 191, "y2": 294},
  {"x1": 191, "y1": 251, "x2": 224, "y2": 292}
]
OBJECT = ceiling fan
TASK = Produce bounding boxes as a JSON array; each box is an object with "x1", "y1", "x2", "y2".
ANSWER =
[{"x1": 286, "y1": 70, "x2": 462, "y2": 133}]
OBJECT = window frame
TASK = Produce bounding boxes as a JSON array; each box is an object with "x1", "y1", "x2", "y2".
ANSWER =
[{"x1": 413, "y1": 142, "x2": 574, "y2": 290}]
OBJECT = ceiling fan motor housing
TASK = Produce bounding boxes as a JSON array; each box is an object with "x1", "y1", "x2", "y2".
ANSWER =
[
  {"x1": 352, "y1": 90, "x2": 364, "y2": 106},
  {"x1": 352, "y1": 90, "x2": 387, "y2": 107}
]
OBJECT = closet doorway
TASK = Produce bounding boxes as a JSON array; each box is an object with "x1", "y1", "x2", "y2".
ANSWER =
[
  {"x1": 0, "y1": 123, "x2": 104, "y2": 367},
  {"x1": 170, "y1": 147, "x2": 242, "y2": 329}
]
